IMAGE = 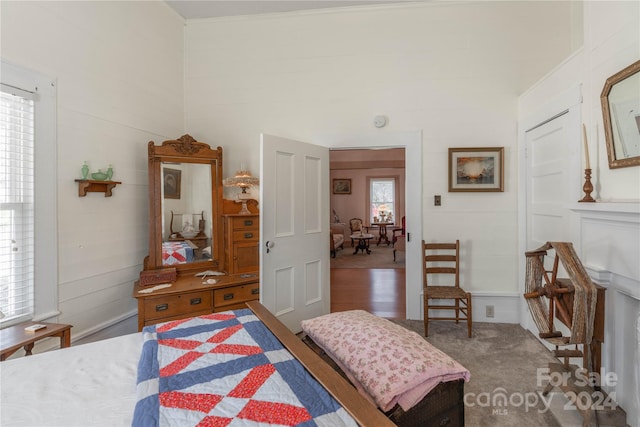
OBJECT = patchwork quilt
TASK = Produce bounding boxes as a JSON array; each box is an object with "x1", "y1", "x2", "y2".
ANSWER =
[
  {"x1": 162, "y1": 241, "x2": 194, "y2": 265},
  {"x1": 133, "y1": 310, "x2": 357, "y2": 427}
]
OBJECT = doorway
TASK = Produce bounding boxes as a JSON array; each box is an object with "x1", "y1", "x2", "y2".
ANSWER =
[
  {"x1": 517, "y1": 85, "x2": 581, "y2": 330},
  {"x1": 260, "y1": 131, "x2": 423, "y2": 322},
  {"x1": 320, "y1": 130, "x2": 423, "y2": 320},
  {"x1": 329, "y1": 147, "x2": 406, "y2": 318}
]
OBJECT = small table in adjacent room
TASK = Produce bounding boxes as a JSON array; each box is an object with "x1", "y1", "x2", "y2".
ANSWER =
[
  {"x1": 0, "y1": 321, "x2": 72, "y2": 361},
  {"x1": 372, "y1": 222, "x2": 393, "y2": 246},
  {"x1": 350, "y1": 233, "x2": 374, "y2": 255}
]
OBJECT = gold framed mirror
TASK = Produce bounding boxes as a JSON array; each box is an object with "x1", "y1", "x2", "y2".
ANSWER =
[
  {"x1": 601, "y1": 60, "x2": 640, "y2": 169},
  {"x1": 144, "y1": 134, "x2": 224, "y2": 274}
]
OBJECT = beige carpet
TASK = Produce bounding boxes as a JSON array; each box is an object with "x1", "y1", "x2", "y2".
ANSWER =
[
  {"x1": 391, "y1": 319, "x2": 561, "y2": 427},
  {"x1": 331, "y1": 242, "x2": 405, "y2": 269}
]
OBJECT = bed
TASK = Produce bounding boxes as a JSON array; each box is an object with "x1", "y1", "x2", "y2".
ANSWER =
[{"x1": 0, "y1": 302, "x2": 467, "y2": 426}]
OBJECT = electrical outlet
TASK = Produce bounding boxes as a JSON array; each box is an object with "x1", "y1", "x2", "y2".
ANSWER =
[
  {"x1": 434, "y1": 195, "x2": 441, "y2": 206},
  {"x1": 486, "y1": 305, "x2": 494, "y2": 318}
]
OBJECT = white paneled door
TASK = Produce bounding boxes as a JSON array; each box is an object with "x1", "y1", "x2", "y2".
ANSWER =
[
  {"x1": 260, "y1": 134, "x2": 330, "y2": 332},
  {"x1": 524, "y1": 111, "x2": 574, "y2": 335},
  {"x1": 525, "y1": 112, "x2": 572, "y2": 252}
]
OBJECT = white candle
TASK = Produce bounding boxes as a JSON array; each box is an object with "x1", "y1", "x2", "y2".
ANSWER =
[{"x1": 582, "y1": 124, "x2": 590, "y2": 170}]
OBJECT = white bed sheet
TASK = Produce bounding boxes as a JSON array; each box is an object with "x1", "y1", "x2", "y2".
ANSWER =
[{"x1": 0, "y1": 332, "x2": 142, "y2": 427}]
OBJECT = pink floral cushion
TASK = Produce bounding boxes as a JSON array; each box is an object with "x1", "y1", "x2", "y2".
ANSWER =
[{"x1": 301, "y1": 310, "x2": 470, "y2": 412}]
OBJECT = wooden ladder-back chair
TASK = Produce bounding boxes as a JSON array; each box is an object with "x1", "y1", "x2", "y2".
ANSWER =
[{"x1": 423, "y1": 240, "x2": 472, "y2": 338}]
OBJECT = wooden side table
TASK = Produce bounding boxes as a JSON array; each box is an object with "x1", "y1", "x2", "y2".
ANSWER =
[
  {"x1": 350, "y1": 233, "x2": 374, "y2": 255},
  {"x1": 0, "y1": 321, "x2": 72, "y2": 361},
  {"x1": 372, "y1": 222, "x2": 393, "y2": 246}
]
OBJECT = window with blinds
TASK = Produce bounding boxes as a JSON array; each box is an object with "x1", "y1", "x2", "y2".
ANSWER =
[
  {"x1": 369, "y1": 178, "x2": 396, "y2": 222},
  {"x1": 0, "y1": 84, "x2": 35, "y2": 322}
]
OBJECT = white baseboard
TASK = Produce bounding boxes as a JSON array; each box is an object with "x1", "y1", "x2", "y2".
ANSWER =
[{"x1": 420, "y1": 291, "x2": 521, "y2": 323}]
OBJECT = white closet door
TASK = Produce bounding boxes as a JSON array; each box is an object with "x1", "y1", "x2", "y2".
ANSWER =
[{"x1": 526, "y1": 112, "x2": 573, "y2": 251}]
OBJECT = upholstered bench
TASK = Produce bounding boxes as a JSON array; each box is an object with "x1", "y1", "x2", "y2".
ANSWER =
[{"x1": 330, "y1": 222, "x2": 346, "y2": 257}]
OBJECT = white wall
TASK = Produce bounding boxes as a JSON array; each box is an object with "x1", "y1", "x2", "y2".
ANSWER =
[
  {"x1": 518, "y1": 1, "x2": 639, "y2": 424},
  {"x1": 0, "y1": 1, "x2": 185, "y2": 339},
  {"x1": 583, "y1": 1, "x2": 640, "y2": 201},
  {"x1": 0, "y1": 0, "x2": 588, "y2": 332},
  {"x1": 184, "y1": 1, "x2": 574, "y2": 304}
]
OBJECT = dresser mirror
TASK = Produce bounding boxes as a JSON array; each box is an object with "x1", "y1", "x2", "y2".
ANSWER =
[
  {"x1": 162, "y1": 162, "x2": 212, "y2": 265},
  {"x1": 144, "y1": 134, "x2": 224, "y2": 274},
  {"x1": 601, "y1": 60, "x2": 640, "y2": 169}
]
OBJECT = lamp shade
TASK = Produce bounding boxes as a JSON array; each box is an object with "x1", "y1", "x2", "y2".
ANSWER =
[{"x1": 223, "y1": 170, "x2": 259, "y2": 193}]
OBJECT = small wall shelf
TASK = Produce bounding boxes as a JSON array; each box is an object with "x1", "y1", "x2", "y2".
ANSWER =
[{"x1": 75, "y1": 179, "x2": 122, "y2": 197}]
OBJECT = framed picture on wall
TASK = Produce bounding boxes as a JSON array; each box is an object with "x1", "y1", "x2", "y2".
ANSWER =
[
  {"x1": 163, "y1": 168, "x2": 181, "y2": 199},
  {"x1": 332, "y1": 178, "x2": 351, "y2": 194},
  {"x1": 448, "y1": 147, "x2": 504, "y2": 192}
]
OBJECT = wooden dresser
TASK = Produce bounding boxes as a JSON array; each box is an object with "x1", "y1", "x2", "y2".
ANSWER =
[
  {"x1": 223, "y1": 214, "x2": 259, "y2": 274},
  {"x1": 133, "y1": 273, "x2": 259, "y2": 330},
  {"x1": 134, "y1": 137, "x2": 263, "y2": 332}
]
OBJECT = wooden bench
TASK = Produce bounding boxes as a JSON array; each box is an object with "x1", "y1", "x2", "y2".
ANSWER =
[{"x1": 0, "y1": 321, "x2": 72, "y2": 361}]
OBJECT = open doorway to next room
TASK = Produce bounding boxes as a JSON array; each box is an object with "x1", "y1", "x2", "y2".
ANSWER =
[{"x1": 329, "y1": 148, "x2": 406, "y2": 319}]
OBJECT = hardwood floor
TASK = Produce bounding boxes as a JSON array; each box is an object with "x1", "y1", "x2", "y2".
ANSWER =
[{"x1": 330, "y1": 268, "x2": 406, "y2": 319}]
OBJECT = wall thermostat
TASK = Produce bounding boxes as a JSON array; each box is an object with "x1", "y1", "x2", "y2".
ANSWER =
[{"x1": 374, "y1": 115, "x2": 387, "y2": 128}]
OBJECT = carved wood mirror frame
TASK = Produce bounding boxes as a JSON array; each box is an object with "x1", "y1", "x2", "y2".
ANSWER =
[
  {"x1": 144, "y1": 134, "x2": 224, "y2": 275},
  {"x1": 601, "y1": 60, "x2": 640, "y2": 169}
]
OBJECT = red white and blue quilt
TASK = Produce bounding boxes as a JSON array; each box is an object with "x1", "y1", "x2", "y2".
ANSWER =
[{"x1": 133, "y1": 309, "x2": 357, "y2": 427}]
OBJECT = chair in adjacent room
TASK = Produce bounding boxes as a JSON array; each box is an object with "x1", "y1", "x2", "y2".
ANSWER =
[
  {"x1": 391, "y1": 216, "x2": 405, "y2": 246},
  {"x1": 330, "y1": 223, "x2": 345, "y2": 258},
  {"x1": 348, "y1": 218, "x2": 369, "y2": 247},
  {"x1": 422, "y1": 240, "x2": 472, "y2": 338},
  {"x1": 393, "y1": 234, "x2": 405, "y2": 262}
]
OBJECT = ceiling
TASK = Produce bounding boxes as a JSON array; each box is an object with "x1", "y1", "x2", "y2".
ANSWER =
[{"x1": 165, "y1": 1, "x2": 418, "y2": 19}]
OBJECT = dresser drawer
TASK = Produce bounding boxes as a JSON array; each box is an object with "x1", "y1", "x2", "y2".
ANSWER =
[
  {"x1": 230, "y1": 216, "x2": 258, "y2": 230},
  {"x1": 213, "y1": 283, "x2": 260, "y2": 308},
  {"x1": 232, "y1": 230, "x2": 258, "y2": 241},
  {"x1": 143, "y1": 290, "x2": 213, "y2": 321}
]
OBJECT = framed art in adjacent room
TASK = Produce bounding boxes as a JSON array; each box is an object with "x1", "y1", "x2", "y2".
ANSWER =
[
  {"x1": 163, "y1": 168, "x2": 181, "y2": 199},
  {"x1": 332, "y1": 178, "x2": 351, "y2": 194},
  {"x1": 448, "y1": 147, "x2": 504, "y2": 192}
]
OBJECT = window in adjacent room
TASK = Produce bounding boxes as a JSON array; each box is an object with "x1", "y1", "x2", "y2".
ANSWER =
[
  {"x1": 1, "y1": 61, "x2": 57, "y2": 326},
  {"x1": 369, "y1": 177, "x2": 396, "y2": 222}
]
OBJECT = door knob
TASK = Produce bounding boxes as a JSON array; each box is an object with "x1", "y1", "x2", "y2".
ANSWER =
[{"x1": 266, "y1": 240, "x2": 274, "y2": 253}]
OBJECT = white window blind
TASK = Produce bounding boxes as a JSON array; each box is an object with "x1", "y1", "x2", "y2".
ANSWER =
[{"x1": 0, "y1": 84, "x2": 35, "y2": 322}]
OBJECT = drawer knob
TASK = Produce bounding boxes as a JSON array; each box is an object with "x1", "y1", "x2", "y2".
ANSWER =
[
  {"x1": 190, "y1": 298, "x2": 202, "y2": 305},
  {"x1": 155, "y1": 303, "x2": 168, "y2": 312},
  {"x1": 244, "y1": 220, "x2": 253, "y2": 226},
  {"x1": 244, "y1": 233, "x2": 253, "y2": 239},
  {"x1": 223, "y1": 293, "x2": 234, "y2": 300},
  {"x1": 251, "y1": 288, "x2": 260, "y2": 295}
]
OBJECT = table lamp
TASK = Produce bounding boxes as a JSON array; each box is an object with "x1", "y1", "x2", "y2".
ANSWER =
[{"x1": 223, "y1": 167, "x2": 259, "y2": 215}]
